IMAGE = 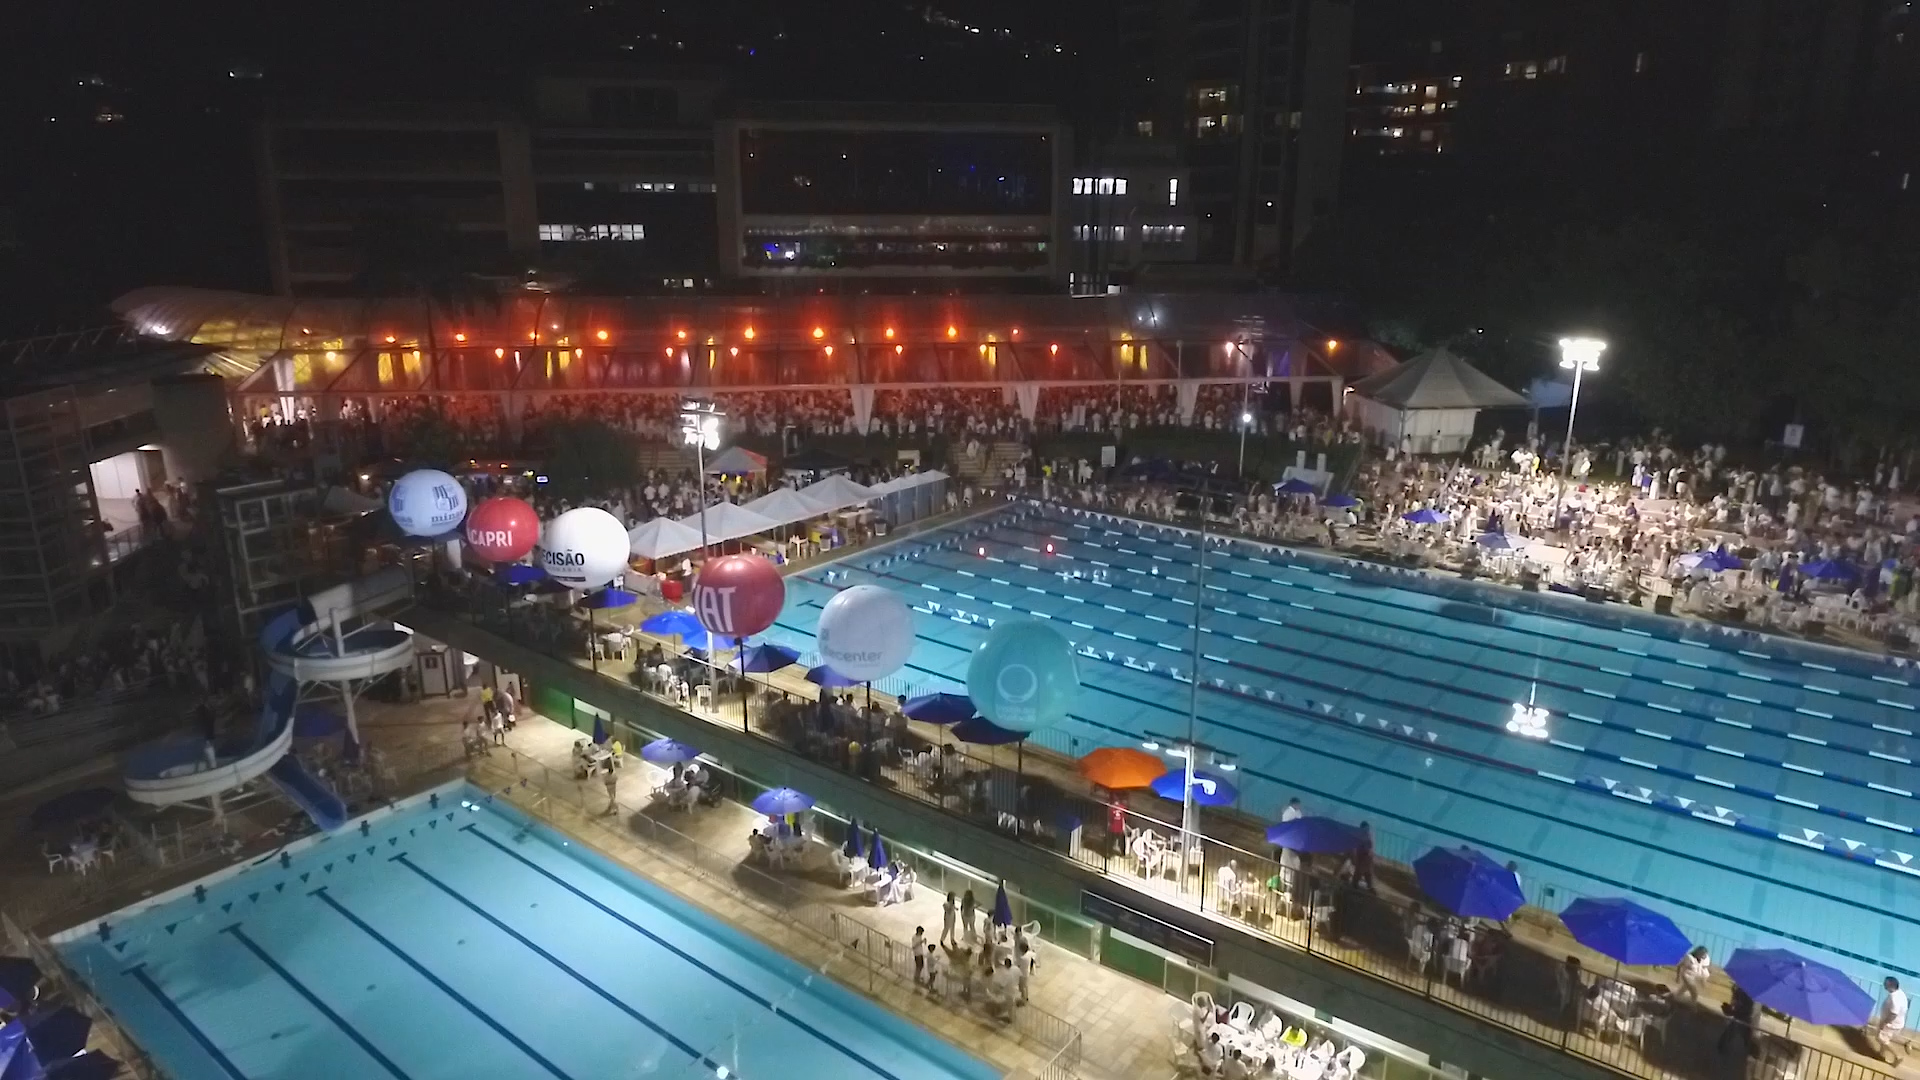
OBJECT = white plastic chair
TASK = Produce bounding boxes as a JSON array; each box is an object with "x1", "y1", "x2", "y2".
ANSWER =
[
  {"x1": 1226, "y1": 1001, "x2": 1255, "y2": 1031},
  {"x1": 1331, "y1": 1046, "x2": 1365, "y2": 1079}
]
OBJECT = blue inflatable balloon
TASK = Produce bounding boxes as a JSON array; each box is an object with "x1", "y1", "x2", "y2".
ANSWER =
[
  {"x1": 389, "y1": 468, "x2": 468, "y2": 537},
  {"x1": 966, "y1": 619, "x2": 1080, "y2": 733}
]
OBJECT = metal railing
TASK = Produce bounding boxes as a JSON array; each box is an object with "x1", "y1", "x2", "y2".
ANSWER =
[
  {"x1": 419, "y1": 585, "x2": 1913, "y2": 1080},
  {"x1": 467, "y1": 745, "x2": 1086, "y2": 1074}
]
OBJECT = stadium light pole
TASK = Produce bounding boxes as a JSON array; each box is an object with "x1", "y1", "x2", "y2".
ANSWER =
[
  {"x1": 1550, "y1": 337, "x2": 1605, "y2": 530},
  {"x1": 681, "y1": 399, "x2": 725, "y2": 717}
]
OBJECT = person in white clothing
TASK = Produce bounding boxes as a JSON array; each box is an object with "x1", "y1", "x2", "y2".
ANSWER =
[
  {"x1": 1676, "y1": 946, "x2": 1711, "y2": 1004},
  {"x1": 1867, "y1": 976, "x2": 1909, "y2": 1064}
]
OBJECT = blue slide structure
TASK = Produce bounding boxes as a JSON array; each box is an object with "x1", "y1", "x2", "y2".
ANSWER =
[{"x1": 125, "y1": 569, "x2": 415, "y2": 831}]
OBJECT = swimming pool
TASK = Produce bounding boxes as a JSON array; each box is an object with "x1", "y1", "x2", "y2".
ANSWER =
[
  {"x1": 762, "y1": 501, "x2": 1920, "y2": 990},
  {"x1": 55, "y1": 784, "x2": 998, "y2": 1080}
]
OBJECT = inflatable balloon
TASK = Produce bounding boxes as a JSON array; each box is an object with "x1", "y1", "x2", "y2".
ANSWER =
[
  {"x1": 815, "y1": 584, "x2": 913, "y2": 682},
  {"x1": 388, "y1": 469, "x2": 467, "y2": 537},
  {"x1": 538, "y1": 507, "x2": 630, "y2": 589},
  {"x1": 693, "y1": 554, "x2": 786, "y2": 638},
  {"x1": 464, "y1": 496, "x2": 540, "y2": 563},
  {"x1": 966, "y1": 619, "x2": 1080, "y2": 733}
]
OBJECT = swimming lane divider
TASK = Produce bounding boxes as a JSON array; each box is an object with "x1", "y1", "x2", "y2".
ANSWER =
[
  {"x1": 220, "y1": 924, "x2": 413, "y2": 1080},
  {"x1": 120, "y1": 963, "x2": 250, "y2": 1080},
  {"x1": 387, "y1": 854, "x2": 724, "y2": 1075},
  {"x1": 309, "y1": 886, "x2": 576, "y2": 1080},
  {"x1": 457, "y1": 825, "x2": 909, "y2": 1080}
]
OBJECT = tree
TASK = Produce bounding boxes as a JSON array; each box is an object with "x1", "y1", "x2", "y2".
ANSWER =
[{"x1": 542, "y1": 419, "x2": 643, "y2": 501}]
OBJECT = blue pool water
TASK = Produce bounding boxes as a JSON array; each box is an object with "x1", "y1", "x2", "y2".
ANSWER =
[
  {"x1": 762, "y1": 502, "x2": 1920, "y2": 989},
  {"x1": 56, "y1": 785, "x2": 997, "y2": 1080}
]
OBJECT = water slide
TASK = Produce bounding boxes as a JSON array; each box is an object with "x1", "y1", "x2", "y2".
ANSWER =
[{"x1": 124, "y1": 569, "x2": 416, "y2": 830}]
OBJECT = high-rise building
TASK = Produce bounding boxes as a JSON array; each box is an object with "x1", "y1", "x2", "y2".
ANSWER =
[{"x1": 1110, "y1": 0, "x2": 1356, "y2": 268}]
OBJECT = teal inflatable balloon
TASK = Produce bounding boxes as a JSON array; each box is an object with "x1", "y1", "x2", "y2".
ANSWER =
[{"x1": 966, "y1": 619, "x2": 1081, "y2": 733}]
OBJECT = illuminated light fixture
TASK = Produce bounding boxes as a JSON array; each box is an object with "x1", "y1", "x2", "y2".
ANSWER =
[
  {"x1": 811, "y1": 326, "x2": 825, "y2": 339},
  {"x1": 300, "y1": 327, "x2": 311, "y2": 335},
  {"x1": 385, "y1": 335, "x2": 397, "y2": 344},
  {"x1": 1141, "y1": 738, "x2": 1161, "y2": 751},
  {"x1": 453, "y1": 332, "x2": 467, "y2": 342},
  {"x1": 664, "y1": 347, "x2": 674, "y2": 357},
  {"x1": 824, "y1": 345, "x2": 834, "y2": 356},
  {"x1": 493, "y1": 347, "x2": 505, "y2": 358},
  {"x1": 1044, "y1": 542, "x2": 1055, "y2": 554},
  {"x1": 729, "y1": 346, "x2": 739, "y2": 356},
  {"x1": 675, "y1": 329, "x2": 687, "y2": 340},
  {"x1": 743, "y1": 326, "x2": 756, "y2": 340},
  {"x1": 884, "y1": 326, "x2": 895, "y2": 339},
  {"x1": 894, "y1": 344, "x2": 904, "y2": 354},
  {"x1": 1011, "y1": 327, "x2": 1020, "y2": 337},
  {"x1": 324, "y1": 350, "x2": 337, "y2": 361},
  {"x1": 1507, "y1": 702, "x2": 1549, "y2": 739},
  {"x1": 528, "y1": 330, "x2": 538, "y2": 340},
  {"x1": 681, "y1": 402, "x2": 721, "y2": 451},
  {"x1": 1324, "y1": 338, "x2": 1340, "y2": 352},
  {"x1": 979, "y1": 343, "x2": 988, "y2": 354},
  {"x1": 1241, "y1": 411, "x2": 1253, "y2": 425},
  {"x1": 1558, "y1": 335, "x2": 1606, "y2": 371},
  {"x1": 1049, "y1": 343, "x2": 1059, "y2": 355},
  {"x1": 946, "y1": 325, "x2": 958, "y2": 339},
  {"x1": 597, "y1": 329, "x2": 610, "y2": 342},
  {"x1": 977, "y1": 546, "x2": 986, "y2": 557},
  {"x1": 550, "y1": 322, "x2": 560, "y2": 330}
]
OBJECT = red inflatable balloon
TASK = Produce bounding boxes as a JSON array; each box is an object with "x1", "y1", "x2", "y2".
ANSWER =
[
  {"x1": 693, "y1": 554, "x2": 786, "y2": 637},
  {"x1": 464, "y1": 496, "x2": 541, "y2": 563}
]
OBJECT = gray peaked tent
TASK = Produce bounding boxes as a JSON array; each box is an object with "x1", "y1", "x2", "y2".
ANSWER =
[{"x1": 1348, "y1": 347, "x2": 1528, "y2": 455}]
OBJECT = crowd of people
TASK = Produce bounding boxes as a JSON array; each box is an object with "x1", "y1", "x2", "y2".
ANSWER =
[{"x1": 2, "y1": 616, "x2": 210, "y2": 720}]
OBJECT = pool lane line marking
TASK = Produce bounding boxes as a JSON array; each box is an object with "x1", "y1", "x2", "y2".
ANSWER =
[
  {"x1": 459, "y1": 826, "x2": 908, "y2": 1080},
  {"x1": 1004, "y1": 513, "x2": 1918, "y2": 697},
  {"x1": 992, "y1": 518, "x2": 1917, "y2": 726},
  {"x1": 388, "y1": 855, "x2": 726, "y2": 1074},
  {"x1": 843, "y1": 563, "x2": 1920, "y2": 843},
  {"x1": 958, "y1": 529, "x2": 1920, "y2": 781},
  {"x1": 121, "y1": 964, "x2": 250, "y2": 1080},
  {"x1": 220, "y1": 925, "x2": 413, "y2": 1079},
  {"x1": 309, "y1": 887, "x2": 575, "y2": 1080}
]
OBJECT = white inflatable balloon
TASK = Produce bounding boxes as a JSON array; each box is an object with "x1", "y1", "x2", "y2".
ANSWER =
[
  {"x1": 388, "y1": 469, "x2": 468, "y2": 537},
  {"x1": 815, "y1": 584, "x2": 914, "y2": 682},
  {"x1": 538, "y1": 507, "x2": 630, "y2": 589}
]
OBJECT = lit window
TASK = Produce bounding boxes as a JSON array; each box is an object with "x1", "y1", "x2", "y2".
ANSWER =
[
  {"x1": 1072, "y1": 177, "x2": 1084, "y2": 195},
  {"x1": 1114, "y1": 178, "x2": 1127, "y2": 195},
  {"x1": 1422, "y1": 102, "x2": 1437, "y2": 114},
  {"x1": 1168, "y1": 178, "x2": 1179, "y2": 206},
  {"x1": 1097, "y1": 178, "x2": 1115, "y2": 194},
  {"x1": 1135, "y1": 119, "x2": 1154, "y2": 135},
  {"x1": 1197, "y1": 86, "x2": 1228, "y2": 105},
  {"x1": 1425, "y1": 84, "x2": 1436, "y2": 98},
  {"x1": 540, "y1": 224, "x2": 646, "y2": 241},
  {"x1": 1112, "y1": 225, "x2": 1125, "y2": 241},
  {"x1": 1633, "y1": 51, "x2": 1648, "y2": 74},
  {"x1": 1451, "y1": 75, "x2": 1463, "y2": 87}
]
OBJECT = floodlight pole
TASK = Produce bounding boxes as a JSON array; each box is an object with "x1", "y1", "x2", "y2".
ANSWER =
[{"x1": 1550, "y1": 337, "x2": 1606, "y2": 534}]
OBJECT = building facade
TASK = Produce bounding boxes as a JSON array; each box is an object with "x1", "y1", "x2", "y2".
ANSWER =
[{"x1": 1110, "y1": 0, "x2": 1355, "y2": 268}]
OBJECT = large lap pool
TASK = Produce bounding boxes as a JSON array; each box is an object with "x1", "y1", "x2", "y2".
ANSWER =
[
  {"x1": 762, "y1": 501, "x2": 1920, "y2": 990},
  {"x1": 56, "y1": 784, "x2": 996, "y2": 1080}
]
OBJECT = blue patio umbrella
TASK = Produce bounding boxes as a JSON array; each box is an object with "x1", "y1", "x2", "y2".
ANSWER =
[
  {"x1": 1708, "y1": 548, "x2": 1746, "y2": 571},
  {"x1": 1723, "y1": 948, "x2": 1875, "y2": 1026},
  {"x1": 902, "y1": 692, "x2": 977, "y2": 726},
  {"x1": 0, "y1": 958, "x2": 40, "y2": 1013},
  {"x1": 681, "y1": 629, "x2": 739, "y2": 654},
  {"x1": 28, "y1": 789, "x2": 116, "y2": 830},
  {"x1": 1413, "y1": 846, "x2": 1525, "y2": 920},
  {"x1": 1324, "y1": 493, "x2": 1360, "y2": 508},
  {"x1": 1275, "y1": 477, "x2": 1317, "y2": 495},
  {"x1": 0, "y1": 1023, "x2": 34, "y2": 1080},
  {"x1": 1264, "y1": 816, "x2": 1364, "y2": 854},
  {"x1": 21, "y1": 1009, "x2": 89, "y2": 1065},
  {"x1": 591, "y1": 716, "x2": 608, "y2": 745},
  {"x1": 951, "y1": 716, "x2": 1028, "y2": 745},
  {"x1": 992, "y1": 881, "x2": 1014, "y2": 927},
  {"x1": 1150, "y1": 770, "x2": 1239, "y2": 806},
  {"x1": 1402, "y1": 508, "x2": 1450, "y2": 525},
  {"x1": 46, "y1": 1052, "x2": 118, "y2": 1080},
  {"x1": 867, "y1": 831, "x2": 889, "y2": 870},
  {"x1": 733, "y1": 643, "x2": 801, "y2": 673},
  {"x1": 577, "y1": 588, "x2": 639, "y2": 610},
  {"x1": 1801, "y1": 559, "x2": 1859, "y2": 582},
  {"x1": 842, "y1": 818, "x2": 864, "y2": 860},
  {"x1": 639, "y1": 738, "x2": 699, "y2": 765},
  {"x1": 1559, "y1": 898, "x2": 1691, "y2": 967},
  {"x1": 640, "y1": 610, "x2": 704, "y2": 636},
  {"x1": 494, "y1": 564, "x2": 546, "y2": 586},
  {"x1": 805, "y1": 664, "x2": 862, "y2": 688},
  {"x1": 750, "y1": 787, "x2": 815, "y2": 816},
  {"x1": 1475, "y1": 532, "x2": 1523, "y2": 551}
]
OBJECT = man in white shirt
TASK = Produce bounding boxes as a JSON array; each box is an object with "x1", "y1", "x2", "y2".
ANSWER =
[{"x1": 1868, "y1": 976, "x2": 1909, "y2": 1064}]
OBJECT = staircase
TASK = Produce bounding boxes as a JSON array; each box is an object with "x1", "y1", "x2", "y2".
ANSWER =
[
  {"x1": 952, "y1": 440, "x2": 1027, "y2": 488},
  {"x1": 636, "y1": 443, "x2": 696, "y2": 475}
]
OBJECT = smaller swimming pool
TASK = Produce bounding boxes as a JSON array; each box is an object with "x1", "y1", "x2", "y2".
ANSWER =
[{"x1": 56, "y1": 783, "x2": 997, "y2": 1080}]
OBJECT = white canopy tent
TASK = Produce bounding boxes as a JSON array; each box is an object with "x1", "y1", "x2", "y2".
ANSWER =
[
  {"x1": 1348, "y1": 347, "x2": 1527, "y2": 455},
  {"x1": 627, "y1": 516, "x2": 706, "y2": 560},
  {"x1": 742, "y1": 487, "x2": 831, "y2": 528},
  {"x1": 867, "y1": 469, "x2": 949, "y2": 495},
  {"x1": 795, "y1": 473, "x2": 878, "y2": 512},
  {"x1": 673, "y1": 501, "x2": 781, "y2": 543}
]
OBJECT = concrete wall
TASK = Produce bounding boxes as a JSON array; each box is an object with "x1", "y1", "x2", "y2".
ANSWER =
[{"x1": 409, "y1": 607, "x2": 1618, "y2": 1080}]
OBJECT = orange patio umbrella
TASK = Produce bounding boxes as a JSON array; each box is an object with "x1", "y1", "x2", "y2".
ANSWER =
[{"x1": 1077, "y1": 747, "x2": 1169, "y2": 790}]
